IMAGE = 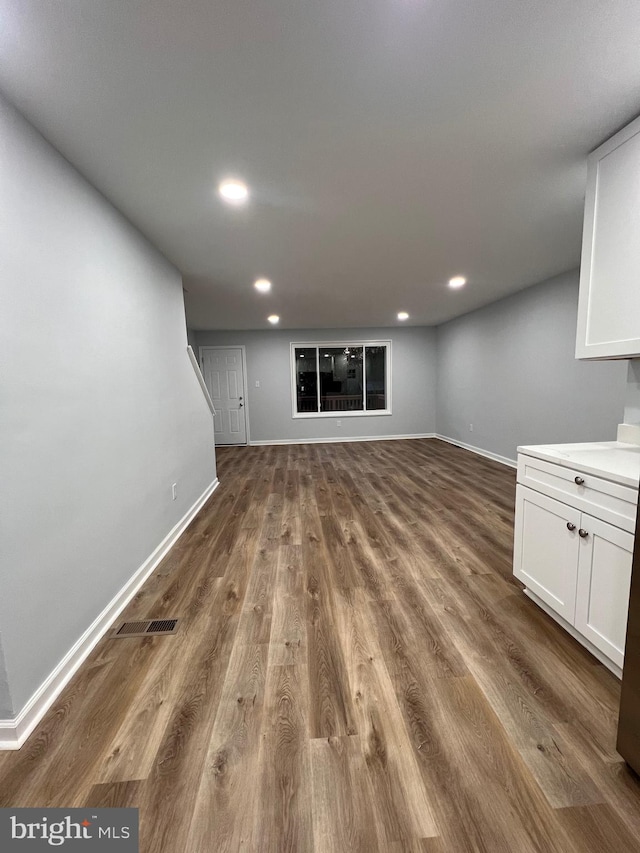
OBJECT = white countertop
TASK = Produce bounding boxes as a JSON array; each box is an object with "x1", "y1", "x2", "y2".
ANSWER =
[{"x1": 517, "y1": 441, "x2": 640, "y2": 489}]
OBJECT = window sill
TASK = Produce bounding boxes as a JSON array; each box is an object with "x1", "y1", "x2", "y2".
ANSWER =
[{"x1": 292, "y1": 410, "x2": 392, "y2": 419}]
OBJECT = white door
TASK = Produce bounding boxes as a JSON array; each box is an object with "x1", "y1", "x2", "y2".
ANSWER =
[
  {"x1": 513, "y1": 485, "x2": 581, "y2": 623},
  {"x1": 201, "y1": 347, "x2": 247, "y2": 445},
  {"x1": 575, "y1": 514, "x2": 634, "y2": 668}
]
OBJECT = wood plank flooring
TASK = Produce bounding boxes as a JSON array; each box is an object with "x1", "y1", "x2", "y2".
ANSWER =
[{"x1": 1, "y1": 438, "x2": 640, "y2": 852}]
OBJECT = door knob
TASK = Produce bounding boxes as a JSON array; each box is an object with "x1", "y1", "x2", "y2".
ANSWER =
[
  {"x1": 566, "y1": 522, "x2": 576, "y2": 531},
  {"x1": 239, "y1": 402, "x2": 244, "y2": 408},
  {"x1": 578, "y1": 528, "x2": 588, "y2": 538},
  {"x1": 574, "y1": 476, "x2": 585, "y2": 486}
]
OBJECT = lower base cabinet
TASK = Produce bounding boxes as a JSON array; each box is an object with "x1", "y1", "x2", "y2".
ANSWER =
[
  {"x1": 514, "y1": 484, "x2": 633, "y2": 670},
  {"x1": 574, "y1": 513, "x2": 634, "y2": 667}
]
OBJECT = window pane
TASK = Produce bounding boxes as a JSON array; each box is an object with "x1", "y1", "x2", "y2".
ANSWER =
[
  {"x1": 295, "y1": 347, "x2": 318, "y2": 412},
  {"x1": 319, "y1": 347, "x2": 363, "y2": 412},
  {"x1": 365, "y1": 346, "x2": 386, "y2": 410}
]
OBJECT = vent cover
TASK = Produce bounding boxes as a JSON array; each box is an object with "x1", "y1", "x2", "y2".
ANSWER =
[{"x1": 112, "y1": 618, "x2": 179, "y2": 638}]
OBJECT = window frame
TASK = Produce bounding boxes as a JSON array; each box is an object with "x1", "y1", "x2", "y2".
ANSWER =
[{"x1": 290, "y1": 340, "x2": 392, "y2": 418}]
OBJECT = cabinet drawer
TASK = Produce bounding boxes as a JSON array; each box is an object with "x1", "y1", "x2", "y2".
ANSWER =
[{"x1": 517, "y1": 454, "x2": 637, "y2": 533}]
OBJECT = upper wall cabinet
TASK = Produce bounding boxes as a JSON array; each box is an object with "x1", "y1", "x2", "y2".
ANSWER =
[{"x1": 576, "y1": 114, "x2": 640, "y2": 360}]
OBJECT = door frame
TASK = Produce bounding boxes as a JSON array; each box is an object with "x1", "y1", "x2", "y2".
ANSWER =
[{"x1": 199, "y1": 345, "x2": 251, "y2": 446}]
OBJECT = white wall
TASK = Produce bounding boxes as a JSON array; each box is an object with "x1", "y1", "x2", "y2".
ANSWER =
[
  {"x1": 0, "y1": 95, "x2": 217, "y2": 714},
  {"x1": 436, "y1": 270, "x2": 628, "y2": 462},
  {"x1": 194, "y1": 327, "x2": 437, "y2": 443}
]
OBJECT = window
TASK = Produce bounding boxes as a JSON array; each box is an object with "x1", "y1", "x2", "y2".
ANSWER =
[{"x1": 291, "y1": 341, "x2": 391, "y2": 417}]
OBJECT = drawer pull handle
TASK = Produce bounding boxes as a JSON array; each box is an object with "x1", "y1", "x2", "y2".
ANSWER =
[
  {"x1": 574, "y1": 476, "x2": 585, "y2": 486},
  {"x1": 566, "y1": 522, "x2": 576, "y2": 531},
  {"x1": 578, "y1": 528, "x2": 589, "y2": 538}
]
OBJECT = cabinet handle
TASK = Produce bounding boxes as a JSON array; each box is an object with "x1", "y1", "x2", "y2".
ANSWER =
[
  {"x1": 574, "y1": 476, "x2": 585, "y2": 486},
  {"x1": 578, "y1": 528, "x2": 588, "y2": 538},
  {"x1": 566, "y1": 522, "x2": 576, "y2": 531}
]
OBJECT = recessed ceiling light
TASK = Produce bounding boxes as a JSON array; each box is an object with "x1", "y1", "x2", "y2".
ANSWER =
[
  {"x1": 449, "y1": 276, "x2": 467, "y2": 289},
  {"x1": 254, "y1": 278, "x2": 271, "y2": 293},
  {"x1": 218, "y1": 179, "x2": 249, "y2": 204},
  {"x1": 397, "y1": 311, "x2": 409, "y2": 321},
  {"x1": 267, "y1": 314, "x2": 279, "y2": 324}
]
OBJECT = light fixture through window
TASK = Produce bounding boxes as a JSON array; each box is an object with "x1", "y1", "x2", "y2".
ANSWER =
[
  {"x1": 267, "y1": 314, "x2": 280, "y2": 324},
  {"x1": 397, "y1": 311, "x2": 409, "y2": 321},
  {"x1": 254, "y1": 278, "x2": 271, "y2": 293},
  {"x1": 449, "y1": 276, "x2": 466, "y2": 289},
  {"x1": 218, "y1": 179, "x2": 249, "y2": 204}
]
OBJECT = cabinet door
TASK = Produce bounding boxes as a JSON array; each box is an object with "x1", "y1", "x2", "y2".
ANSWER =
[
  {"x1": 513, "y1": 485, "x2": 581, "y2": 622},
  {"x1": 576, "y1": 115, "x2": 640, "y2": 359},
  {"x1": 575, "y1": 514, "x2": 634, "y2": 668}
]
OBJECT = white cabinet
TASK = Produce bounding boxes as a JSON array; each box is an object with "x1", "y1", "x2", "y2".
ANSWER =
[
  {"x1": 513, "y1": 487, "x2": 581, "y2": 623},
  {"x1": 576, "y1": 113, "x2": 640, "y2": 359},
  {"x1": 575, "y1": 515, "x2": 634, "y2": 668},
  {"x1": 514, "y1": 449, "x2": 637, "y2": 675}
]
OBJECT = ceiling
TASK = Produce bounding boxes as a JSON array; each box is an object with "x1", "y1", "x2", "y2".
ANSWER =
[{"x1": 1, "y1": 1, "x2": 640, "y2": 330}]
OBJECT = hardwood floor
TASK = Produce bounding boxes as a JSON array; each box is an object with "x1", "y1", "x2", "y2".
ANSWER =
[{"x1": 1, "y1": 438, "x2": 640, "y2": 851}]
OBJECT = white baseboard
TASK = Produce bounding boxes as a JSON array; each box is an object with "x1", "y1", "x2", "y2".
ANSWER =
[
  {"x1": 434, "y1": 434, "x2": 516, "y2": 469},
  {"x1": 249, "y1": 433, "x2": 436, "y2": 446},
  {"x1": 0, "y1": 478, "x2": 219, "y2": 750}
]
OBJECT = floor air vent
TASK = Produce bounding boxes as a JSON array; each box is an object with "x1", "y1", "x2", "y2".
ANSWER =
[{"x1": 112, "y1": 618, "x2": 179, "y2": 638}]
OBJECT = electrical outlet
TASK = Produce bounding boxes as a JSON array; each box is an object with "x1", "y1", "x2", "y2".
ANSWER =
[
  {"x1": 469, "y1": 423, "x2": 473, "y2": 432},
  {"x1": 337, "y1": 419, "x2": 342, "y2": 427},
  {"x1": 255, "y1": 380, "x2": 260, "y2": 388},
  {"x1": 172, "y1": 483, "x2": 177, "y2": 501}
]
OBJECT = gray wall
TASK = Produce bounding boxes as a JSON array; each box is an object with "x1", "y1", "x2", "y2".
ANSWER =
[
  {"x1": 624, "y1": 359, "x2": 640, "y2": 425},
  {"x1": 436, "y1": 270, "x2": 628, "y2": 462},
  {"x1": 187, "y1": 326, "x2": 199, "y2": 354},
  {"x1": 0, "y1": 95, "x2": 217, "y2": 713},
  {"x1": 0, "y1": 638, "x2": 12, "y2": 718},
  {"x1": 193, "y1": 275, "x2": 629, "y2": 454},
  {"x1": 194, "y1": 327, "x2": 437, "y2": 443}
]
